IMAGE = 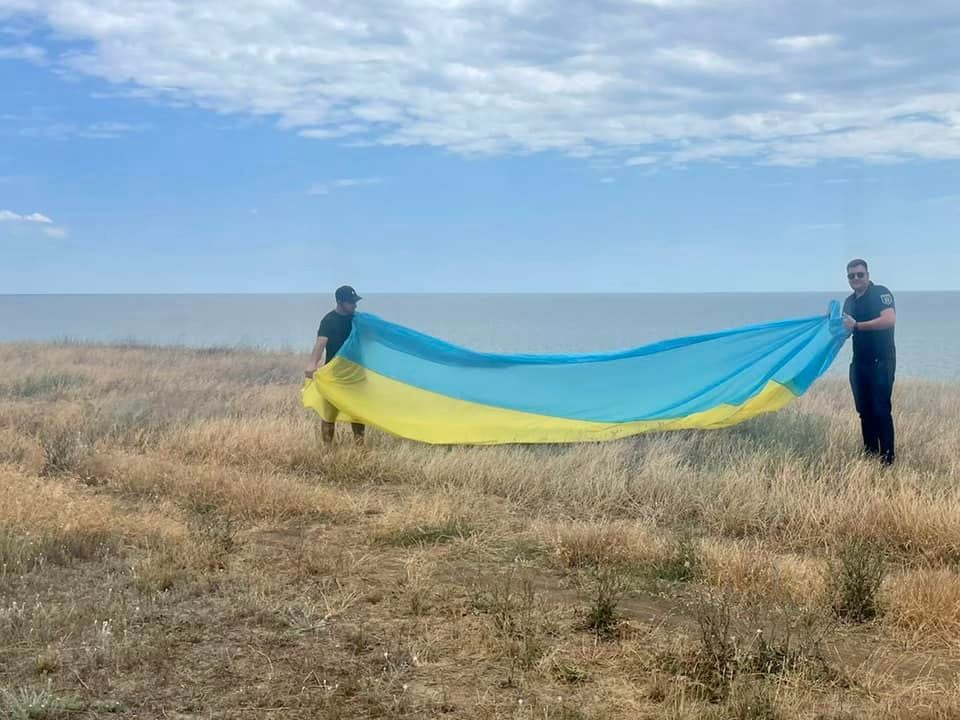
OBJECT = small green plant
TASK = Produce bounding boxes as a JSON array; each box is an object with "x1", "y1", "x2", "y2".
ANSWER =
[
  {"x1": 828, "y1": 538, "x2": 886, "y2": 623},
  {"x1": 379, "y1": 519, "x2": 473, "y2": 547},
  {"x1": 583, "y1": 565, "x2": 626, "y2": 639},
  {"x1": 669, "y1": 591, "x2": 842, "y2": 702},
  {"x1": 743, "y1": 619, "x2": 839, "y2": 686},
  {"x1": 649, "y1": 532, "x2": 702, "y2": 582},
  {"x1": 1, "y1": 682, "x2": 83, "y2": 719},
  {"x1": 553, "y1": 660, "x2": 589, "y2": 685},
  {"x1": 690, "y1": 588, "x2": 738, "y2": 699}
]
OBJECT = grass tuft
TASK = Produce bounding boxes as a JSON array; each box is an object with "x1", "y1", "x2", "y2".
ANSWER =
[
  {"x1": 582, "y1": 565, "x2": 627, "y2": 639},
  {"x1": 0, "y1": 372, "x2": 88, "y2": 400},
  {"x1": 0, "y1": 682, "x2": 84, "y2": 720},
  {"x1": 828, "y1": 538, "x2": 887, "y2": 623},
  {"x1": 379, "y1": 518, "x2": 474, "y2": 547}
]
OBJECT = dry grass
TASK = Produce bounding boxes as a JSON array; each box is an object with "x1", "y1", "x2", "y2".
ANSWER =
[
  {"x1": 883, "y1": 568, "x2": 960, "y2": 648},
  {"x1": 0, "y1": 468, "x2": 184, "y2": 574},
  {"x1": 1, "y1": 341, "x2": 959, "y2": 718},
  {"x1": 700, "y1": 539, "x2": 824, "y2": 607},
  {"x1": 538, "y1": 519, "x2": 668, "y2": 570}
]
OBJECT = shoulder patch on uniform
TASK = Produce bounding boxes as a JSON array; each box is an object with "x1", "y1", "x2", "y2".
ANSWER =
[{"x1": 880, "y1": 293, "x2": 893, "y2": 306}]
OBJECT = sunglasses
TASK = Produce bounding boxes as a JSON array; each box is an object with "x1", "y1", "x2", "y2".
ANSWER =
[{"x1": 847, "y1": 272, "x2": 866, "y2": 280}]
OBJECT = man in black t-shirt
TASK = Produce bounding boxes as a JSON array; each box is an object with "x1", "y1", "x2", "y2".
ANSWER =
[
  {"x1": 305, "y1": 285, "x2": 365, "y2": 445},
  {"x1": 842, "y1": 259, "x2": 897, "y2": 465}
]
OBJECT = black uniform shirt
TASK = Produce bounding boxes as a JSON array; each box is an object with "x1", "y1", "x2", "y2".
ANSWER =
[
  {"x1": 842, "y1": 282, "x2": 896, "y2": 364},
  {"x1": 317, "y1": 311, "x2": 354, "y2": 362}
]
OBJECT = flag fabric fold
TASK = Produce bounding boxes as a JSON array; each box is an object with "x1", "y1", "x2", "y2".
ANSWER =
[{"x1": 302, "y1": 301, "x2": 847, "y2": 445}]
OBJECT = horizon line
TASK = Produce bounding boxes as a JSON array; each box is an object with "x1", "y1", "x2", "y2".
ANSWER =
[{"x1": 3, "y1": 289, "x2": 959, "y2": 296}]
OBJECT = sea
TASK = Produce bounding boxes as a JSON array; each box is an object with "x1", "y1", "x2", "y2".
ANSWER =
[{"x1": 0, "y1": 293, "x2": 957, "y2": 380}]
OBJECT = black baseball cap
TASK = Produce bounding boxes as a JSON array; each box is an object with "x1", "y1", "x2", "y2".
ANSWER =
[{"x1": 335, "y1": 285, "x2": 362, "y2": 303}]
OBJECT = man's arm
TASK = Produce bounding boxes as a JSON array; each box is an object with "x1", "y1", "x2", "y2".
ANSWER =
[
  {"x1": 854, "y1": 308, "x2": 896, "y2": 332},
  {"x1": 305, "y1": 336, "x2": 328, "y2": 379}
]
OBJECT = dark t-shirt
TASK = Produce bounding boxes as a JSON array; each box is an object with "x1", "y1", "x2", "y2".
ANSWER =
[
  {"x1": 842, "y1": 282, "x2": 896, "y2": 364},
  {"x1": 317, "y1": 311, "x2": 354, "y2": 362}
]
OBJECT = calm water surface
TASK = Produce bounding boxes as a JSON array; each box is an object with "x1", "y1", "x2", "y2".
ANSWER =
[{"x1": 1, "y1": 293, "x2": 957, "y2": 379}]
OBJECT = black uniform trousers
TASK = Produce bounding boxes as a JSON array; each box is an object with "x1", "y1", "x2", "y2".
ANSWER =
[{"x1": 849, "y1": 358, "x2": 895, "y2": 464}]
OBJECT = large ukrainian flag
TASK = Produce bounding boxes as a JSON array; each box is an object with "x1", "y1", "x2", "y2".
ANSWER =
[{"x1": 302, "y1": 301, "x2": 847, "y2": 445}]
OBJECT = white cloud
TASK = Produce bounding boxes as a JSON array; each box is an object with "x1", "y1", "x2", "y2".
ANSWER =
[
  {"x1": 0, "y1": 208, "x2": 68, "y2": 237},
  {"x1": 0, "y1": 42, "x2": 45, "y2": 62},
  {"x1": 672, "y1": 139, "x2": 761, "y2": 163},
  {"x1": 19, "y1": 121, "x2": 147, "y2": 140},
  {"x1": 299, "y1": 126, "x2": 365, "y2": 140},
  {"x1": 0, "y1": 209, "x2": 52, "y2": 223},
  {"x1": 773, "y1": 35, "x2": 839, "y2": 51},
  {"x1": 4, "y1": 1, "x2": 960, "y2": 165},
  {"x1": 655, "y1": 46, "x2": 764, "y2": 75},
  {"x1": 600, "y1": 176, "x2": 615, "y2": 183},
  {"x1": 308, "y1": 177, "x2": 384, "y2": 195}
]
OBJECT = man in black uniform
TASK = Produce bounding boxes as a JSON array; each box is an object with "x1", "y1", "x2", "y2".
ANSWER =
[
  {"x1": 305, "y1": 285, "x2": 365, "y2": 445},
  {"x1": 842, "y1": 259, "x2": 897, "y2": 464}
]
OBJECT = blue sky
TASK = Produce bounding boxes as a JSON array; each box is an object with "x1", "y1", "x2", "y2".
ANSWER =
[{"x1": 1, "y1": 1, "x2": 958, "y2": 293}]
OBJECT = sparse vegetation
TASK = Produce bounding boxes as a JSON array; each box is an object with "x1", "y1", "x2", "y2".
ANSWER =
[
  {"x1": 828, "y1": 538, "x2": 887, "y2": 623},
  {"x1": 1, "y1": 341, "x2": 959, "y2": 718},
  {"x1": 649, "y1": 531, "x2": 703, "y2": 583},
  {"x1": 582, "y1": 565, "x2": 627, "y2": 638},
  {"x1": 0, "y1": 372, "x2": 88, "y2": 400},
  {"x1": 0, "y1": 681, "x2": 85, "y2": 720},
  {"x1": 378, "y1": 518, "x2": 474, "y2": 547}
]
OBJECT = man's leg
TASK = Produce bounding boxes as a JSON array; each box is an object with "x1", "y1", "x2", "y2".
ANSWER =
[
  {"x1": 351, "y1": 423, "x2": 366, "y2": 445},
  {"x1": 850, "y1": 364, "x2": 879, "y2": 456},
  {"x1": 861, "y1": 415, "x2": 879, "y2": 456},
  {"x1": 873, "y1": 362, "x2": 896, "y2": 465},
  {"x1": 320, "y1": 399, "x2": 339, "y2": 445},
  {"x1": 321, "y1": 421, "x2": 336, "y2": 444}
]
